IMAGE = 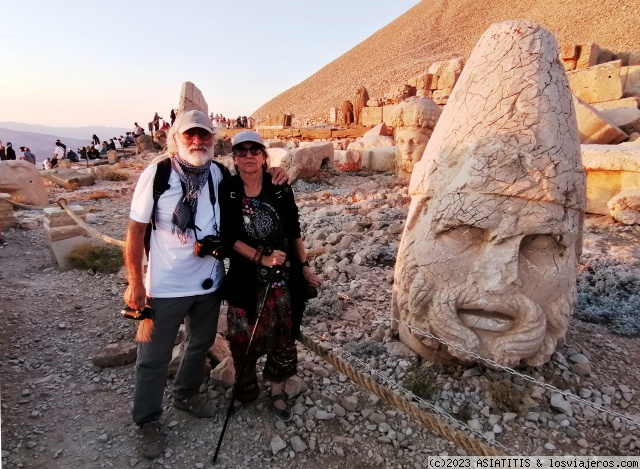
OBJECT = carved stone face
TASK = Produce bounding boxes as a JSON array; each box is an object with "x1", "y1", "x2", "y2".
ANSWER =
[
  {"x1": 391, "y1": 96, "x2": 441, "y2": 180},
  {"x1": 395, "y1": 129, "x2": 430, "y2": 177},
  {"x1": 394, "y1": 184, "x2": 581, "y2": 367},
  {"x1": 392, "y1": 21, "x2": 585, "y2": 367}
]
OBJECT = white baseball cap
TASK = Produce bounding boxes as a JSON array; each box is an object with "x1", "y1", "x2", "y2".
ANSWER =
[
  {"x1": 232, "y1": 130, "x2": 264, "y2": 148},
  {"x1": 174, "y1": 110, "x2": 214, "y2": 134}
]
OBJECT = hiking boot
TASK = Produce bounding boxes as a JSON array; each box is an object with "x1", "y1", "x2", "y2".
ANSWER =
[
  {"x1": 137, "y1": 421, "x2": 164, "y2": 459},
  {"x1": 173, "y1": 394, "x2": 217, "y2": 418}
]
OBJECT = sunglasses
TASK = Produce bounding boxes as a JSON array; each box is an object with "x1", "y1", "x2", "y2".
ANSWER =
[
  {"x1": 233, "y1": 146, "x2": 264, "y2": 157},
  {"x1": 182, "y1": 127, "x2": 213, "y2": 141}
]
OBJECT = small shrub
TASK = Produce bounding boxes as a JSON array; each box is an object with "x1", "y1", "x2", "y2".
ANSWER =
[
  {"x1": 102, "y1": 170, "x2": 129, "y2": 182},
  {"x1": 344, "y1": 340, "x2": 386, "y2": 359},
  {"x1": 68, "y1": 190, "x2": 114, "y2": 201},
  {"x1": 404, "y1": 363, "x2": 439, "y2": 400},
  {"x1": 484, "y1": 379, "x2": 522, "y2": 413},
  {"x1": 68, "y1": 242, "x2": 123, "y2": 273}
]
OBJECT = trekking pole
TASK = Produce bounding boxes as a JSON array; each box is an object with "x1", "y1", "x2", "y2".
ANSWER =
[{"x1": 212, "y1": 265, "x2": 277, "y2": 464}]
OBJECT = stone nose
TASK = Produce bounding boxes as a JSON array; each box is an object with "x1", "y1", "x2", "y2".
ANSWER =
[{"x1": 475, "y1": 237, "x2": 522, "y2": 294}]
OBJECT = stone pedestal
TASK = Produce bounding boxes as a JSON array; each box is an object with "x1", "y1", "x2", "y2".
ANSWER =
[{"x1": 44, "y1": 206, "x2": 89, "y2": 271}]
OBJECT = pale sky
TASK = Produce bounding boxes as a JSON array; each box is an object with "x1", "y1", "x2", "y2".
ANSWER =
[{"x1": 0, "y1": 0, "x2": 420, "y2": 129}]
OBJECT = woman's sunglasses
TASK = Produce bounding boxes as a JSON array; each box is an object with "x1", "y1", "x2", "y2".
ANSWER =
[
  {"x1": 233, "y1": 146, "x2": 264, "y2": 157},
  {"x1": 182, "y1": 128, "x2": 213, "y2": 141}
]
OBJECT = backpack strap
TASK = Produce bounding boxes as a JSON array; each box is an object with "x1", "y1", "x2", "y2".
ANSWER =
[{"x1": 144, "y1": 158, "x2": 172, "y2": 257}]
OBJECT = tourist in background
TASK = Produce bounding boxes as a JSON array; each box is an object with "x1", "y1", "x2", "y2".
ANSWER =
[
  {"x1": 55, "y1": 139, "x2": 67, "y2": 157},
  {"x1": 170, "y1": 109, "x2": 176, "y2": 126},
  {"x1": 0, "y1": 141, "x2": 6, "y2": 160},
  {"x1": 6, "y1": 143, "x2": 16, "y2": 160},
  {"x1": 19, "y1": 147, "x2": 36, "y2": 165},
  {"x1": 92, "y1": 134, "x2": 100, "y2": 145}
]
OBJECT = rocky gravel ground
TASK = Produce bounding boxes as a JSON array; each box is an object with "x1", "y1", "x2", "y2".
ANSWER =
[{"x1": 1, "y1": 154, "x2": 640, "y2": 468}]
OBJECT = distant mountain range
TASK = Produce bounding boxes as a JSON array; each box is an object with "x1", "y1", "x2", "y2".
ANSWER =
[
  {"x1": 0, "y1": 122, "x2": 132, "y2": 163},
  {"x1": 0, "y1": 122, "x2": 131, "y2": 141}
]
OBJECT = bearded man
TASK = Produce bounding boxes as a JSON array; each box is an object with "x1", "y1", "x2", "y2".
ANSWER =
[{"x1": 124, "y1": 110, "x2": 287, "y2": 459}]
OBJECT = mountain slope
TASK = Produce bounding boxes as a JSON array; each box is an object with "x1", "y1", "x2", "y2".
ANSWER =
[{"x1": 253, "y1": 0, "x2": 640, "y2": 126}]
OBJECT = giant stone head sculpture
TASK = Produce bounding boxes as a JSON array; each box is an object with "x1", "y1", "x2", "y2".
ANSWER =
[
  {"x1": 391, "y1": 97, "x2": 442, "y2": 180},
  {"x1": 392, "y1": 21, "x2": 586, "y2": 367}
]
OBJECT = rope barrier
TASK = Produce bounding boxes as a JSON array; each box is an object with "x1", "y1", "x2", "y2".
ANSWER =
[
  {"x1": 3, "y1": 199, "x2": 50, "y2": 210},
  {"x1": 298, "y1": 331, "x2": 504, "y2": 456},
  {"x1": 57, "y1": 198, "x2": 125, "y2": 248},
  {"x1": 327, "y1": 290, "x2": 640, "y2": 429}
]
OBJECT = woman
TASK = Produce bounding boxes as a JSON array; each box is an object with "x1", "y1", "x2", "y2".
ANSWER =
[{"x1": 219, "y1": 130, "x2": 321, "y2": 422}]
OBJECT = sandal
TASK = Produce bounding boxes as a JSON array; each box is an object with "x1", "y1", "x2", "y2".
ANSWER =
[
  {"x1": 270, "y1": 393, "x2": 293, "y2": 422},
  {"x1": 173, "y1": 394, "x2": 217, "y2": 418},
  {"x1": 137, "y1": 421, "x2": 165, "y2": 459}
]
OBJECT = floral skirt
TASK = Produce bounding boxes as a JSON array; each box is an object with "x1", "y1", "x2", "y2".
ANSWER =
[{"x1": 227, "y1": 281, "x2": 297, "y2": 402}]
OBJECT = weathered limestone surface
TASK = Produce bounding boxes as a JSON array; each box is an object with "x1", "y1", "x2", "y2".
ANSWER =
[
  {"x1": 43, "y1": 168, "x2": 96, "y2": 189},
  {"x1": 135, "y1": 134, "x2": 156, "y2": 154},
  {"x1": 268, "y1": 142, "x2": 333, "y2": 181},
  {"x1": 566, "y1": 61, "x2": 623, "y2": 104},
  {"x1": 0, "y1": 193, "x2": 17, "y2": 229},
  {"x1": 0, "y1": 160, "x2": 49, "y2": 205},
  {"x1": 581, "y1": 144, "x2": 640, "y2": 215},
  {"x1": 361, "y1": 147, "x2": 396, "y2": 172},
  {"x1": 622, "y1": 65, "x2": 640, "y2": 97},
  {"x1": 361, "y1": 107, "x2": 383, "y2": 127},
  {"x1": 573, "y1": 97, "x2": 629, "y2": 144},
  {"x1": 179, "y1": 81, "x2": 208, "y2": 114},
  {"x1": 393, "y1": 21, "x2": 585, "y2": 367},
  {"x1": 607, "y1": 190, "x2": 640, "y2": 225},
  {"x1": 391, "y1": 97, "x2": 442, "y2": 180}
]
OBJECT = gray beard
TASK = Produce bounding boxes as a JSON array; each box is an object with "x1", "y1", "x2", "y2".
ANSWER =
[{"x1": 404, "y1": 282, "x2": 573, "y2": 367}]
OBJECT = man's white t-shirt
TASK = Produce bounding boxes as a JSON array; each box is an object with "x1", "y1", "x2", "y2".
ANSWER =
[{"x1": 129, "y1": 161, "x2": 225, "y2": 298}]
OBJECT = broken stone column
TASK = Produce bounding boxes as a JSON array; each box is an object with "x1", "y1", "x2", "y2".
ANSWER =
[
  {"x1": 393, "y1": 21, "x2": 586, "y2": 368},
  {"x1": 179, "y1": 81, "x2": 209, "y2": 114},
  {"x1": 44, "y1": 205, "x2": 90, "y2": 271}
]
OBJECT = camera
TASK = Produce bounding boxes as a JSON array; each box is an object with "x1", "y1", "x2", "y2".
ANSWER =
[
  {"x1": 194, "y1": 235, "x2": 226, "y2": 260},
  {"x1": 120, "y1": 306, "x2": 155, "y2": 321}
]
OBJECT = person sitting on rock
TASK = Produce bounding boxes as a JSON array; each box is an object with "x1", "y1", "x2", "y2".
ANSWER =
[{"x1": 67, "y1": 148, "x2": 79, "y2": 162}]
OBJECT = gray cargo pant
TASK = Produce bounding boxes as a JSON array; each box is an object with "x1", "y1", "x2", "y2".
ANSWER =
[{"x1": 132, "y1": 292, "x2": 221, "y2": 426}]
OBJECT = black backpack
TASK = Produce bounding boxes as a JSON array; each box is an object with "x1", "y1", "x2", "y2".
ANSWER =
[{"x1": 143, "y1": 158, "x2": 230, "y2": 256}]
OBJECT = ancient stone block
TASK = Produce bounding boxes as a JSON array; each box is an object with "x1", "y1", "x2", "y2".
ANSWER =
[
  {"x1": 576, "y1": 43, "x2": 600, "y2": 69},
  {"x1": 560, "y1": 44, "x2": 579, "y2": 60},
  {"x1": 622, "y1": 65, "x2": 640, "y2": 97},
  {"x1": 382, "y1": 105, "x2": 398, "y2": 127},
  {"x1": 581, "y1": 144, "x2": 640, "y2": 215},
  {"x1": 361, "y1": 107, "x2": 383, "y2": 127},
  {"x1": 179, "y1": 81, "x2": 208, "y2": 114},
  {"x1": 107, "y1": 150, "x2": 120, "y2": 164},
  {"x1": 329, "y1": 106, "x2": 337, "y2": 124},
  {"x1": 573, "y1": 96, "x2": 628, "y2": 144},
  {"x1": 49, "y1": 235, "x2": 91, "y2": 271},
  {"x1": 393, "y1": 21, "x2": 585, "y2": 368},
  {"x1": 43, "y1": 206, "x2": 86, "y2": 227},
  {"x1": 361, "y1": 147, "x2": 396, "y2": 172},
  {"x1": 44, "y1": 224, "x2": 88, "y2": 242},
  {"x1": 566, "y1": 60, "x2": 623, "y2": 104}
]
